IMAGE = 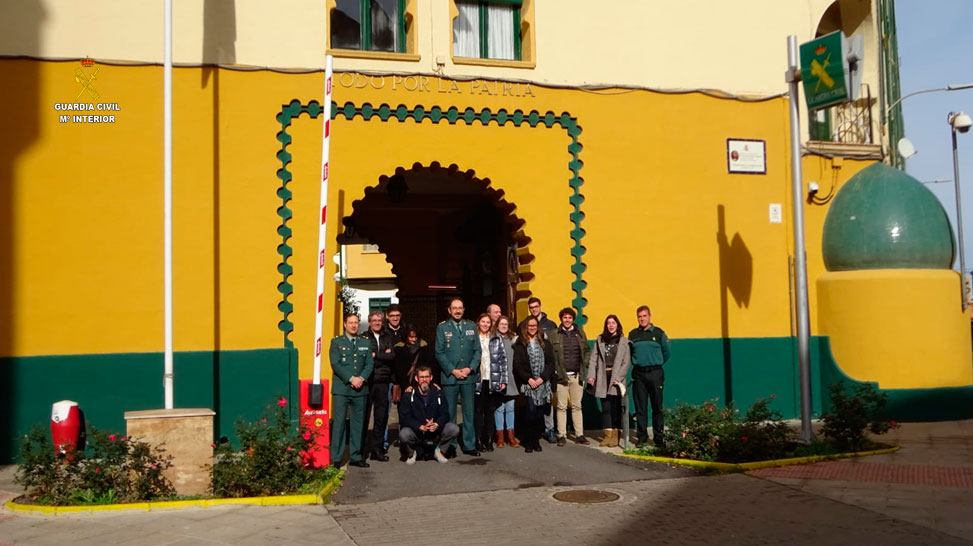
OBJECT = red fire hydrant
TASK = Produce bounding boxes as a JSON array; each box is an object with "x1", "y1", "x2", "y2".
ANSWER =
[{"x1": 50, "y1": 400, "x2": 82, "y2": 458}]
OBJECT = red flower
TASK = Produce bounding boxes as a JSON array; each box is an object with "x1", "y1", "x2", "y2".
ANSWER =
[
  {"x1": 770, "y1": 394, "x2": 776, "y2": 399},
  {"x1": 742, "y1": 436, "x2": 749, "y2": 442},
  {"x1": 108, "y1": 434, "x2": 116, "y2": 442},
  {"x1": 262, "y1": 418, "x2": 267, "y2": 424},
  {"x1": 890, "y1": 420, "x2": 897, "y2": 426},
  {"x1": 286, "y1": 446, "x2": 293, "y2": 452},
  {"x1": 277, "y1": 398, "x2": 288, "y2": 407},
  {"x1": 95, "y1": 467, "x2": 100, "y2": 473},
  {"x1": 302, "y1": 431, "x2": 312, "y2": 441},
  {"x1": 210, "y1": 443, "x2": 216, "y2": 448},
  {"x1": 120, "y1": 436, "x2": 127, "y2": 442}
]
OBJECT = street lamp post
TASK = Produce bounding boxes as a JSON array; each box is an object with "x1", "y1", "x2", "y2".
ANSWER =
[
  {"x1": 949, "y1": 111, "x2": 972, "y2": 310},
  {"x1": 886, "y1": 83, "x2": 973, "y2": 167}
]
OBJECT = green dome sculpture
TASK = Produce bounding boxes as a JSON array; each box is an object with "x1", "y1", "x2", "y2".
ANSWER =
[{"x1": 822, "y1": 162, "x2": 955, "y2": 271}]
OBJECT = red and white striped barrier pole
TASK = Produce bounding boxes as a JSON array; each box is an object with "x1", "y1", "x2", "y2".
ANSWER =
[
  {"x1": 299, "y1": 55, "x2": 334, "y2": 468},
  {"x1": 312, "y1": 55, "x2": 333, "y2": 386}
]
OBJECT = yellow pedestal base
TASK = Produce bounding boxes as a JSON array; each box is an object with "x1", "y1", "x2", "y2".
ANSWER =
[{"x1": 817, "y1": 269, "x2": 973, "y2": 389}]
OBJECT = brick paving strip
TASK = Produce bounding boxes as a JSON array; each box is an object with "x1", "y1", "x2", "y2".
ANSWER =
[{"x1": 748, "y1": 461, "x2": 973, "y2": 488}]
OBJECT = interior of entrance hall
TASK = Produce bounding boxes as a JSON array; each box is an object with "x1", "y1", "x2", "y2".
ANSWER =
[{"x1": 339, "y1": 163, "x2": 533, "y2": 338}]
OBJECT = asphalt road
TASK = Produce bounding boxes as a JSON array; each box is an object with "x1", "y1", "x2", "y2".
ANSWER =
[{"x1": 331, "y1": 437, "x2": 696, "y2": 505}]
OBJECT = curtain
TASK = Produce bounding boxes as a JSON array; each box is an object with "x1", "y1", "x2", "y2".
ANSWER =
[
  {"x1": 486, "y1": 4, "x2": 515, "y2": 60},
  {"x1": 371, "y1": 0, "x2": 399, "y2": 52},
  {"x1": 453, "y1": 2, "x2": 480, "y2": 58}
]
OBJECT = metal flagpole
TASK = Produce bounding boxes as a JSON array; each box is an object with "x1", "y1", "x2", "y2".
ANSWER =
[
  {"x1": 163, "y1": 0, "x2": 174, "y2": 410},
  {"x1": 312, "y1": 56, "x2": 334, "y2": 386},
  {"x1": 786, "y1": 35, "x2": 813, "y2": 443}
]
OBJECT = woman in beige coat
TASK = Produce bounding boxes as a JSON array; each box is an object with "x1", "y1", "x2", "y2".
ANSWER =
[{"x1": 586, "y1": 315, "x2": 631, "y2": 447}]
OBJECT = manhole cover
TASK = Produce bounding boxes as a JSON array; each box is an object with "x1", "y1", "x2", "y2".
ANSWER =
[{"x1": 552, "y1": 489, "x2": 620, "y2": 504}]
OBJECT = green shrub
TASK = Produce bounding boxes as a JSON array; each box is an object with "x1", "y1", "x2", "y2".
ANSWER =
[
  {"x1": 717, "y1": 397, "x2": 793, "y2": 463},
  {"x1": 211, "y1": 398, "x2": 335, "y2": 497},
  {"x1": 15, "y1": 426, "x2": 174, "y2": 505},
  {"x1": 661, "y1": 396, "x2": 793, "y2": 463},
  {"x1": 821, "y1": 381, "x2": 898, "y2": 451},
  {"x1": 661, "y1": 399, "x2": 736, "y2": 461}
]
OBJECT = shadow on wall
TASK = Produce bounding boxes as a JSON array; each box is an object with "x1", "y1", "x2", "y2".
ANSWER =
[
  {"x1": 716, "y1": 204, "x2": 753, "y2": 405},
  {"x1": 0, "y1": 0, "x2": 44, "y2": 462},
  {"x1": 202, "y1": 0, "x2": 236, "y2": 439}
]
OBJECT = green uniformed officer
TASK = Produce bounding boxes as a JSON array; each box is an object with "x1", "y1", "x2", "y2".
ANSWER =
[
  {"x1": 330, "y1": 313, "x2": 374, "y2": 468},
  {"x1": 435, "y1": 297, "x2": 482, "y2": 456}
]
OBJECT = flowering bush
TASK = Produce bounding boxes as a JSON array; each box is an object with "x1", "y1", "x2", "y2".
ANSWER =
[
  {"x1": 211, "y1": 398, "x2": 335, "y2": 497},
  {"x1": 16, "y1": 426, "x2": 174, "y2": 505},
  {"x1": 659, "y1": 399, "x2": 736, "y2": 461},
  {"x1": 657, "y1": 395, "x2": 792, "y2": 463},
  {"x1": 821, "y1": 381, "x2": 898, "y2": 452}
]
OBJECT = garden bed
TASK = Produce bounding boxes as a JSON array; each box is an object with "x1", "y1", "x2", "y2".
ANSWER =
[
  {"x1": 4, "y1": 470, "x2": 342, "y2": 515},
  {"x1": 619, "y1": 381, "x2": 899, "y2": 472},
  {"x1": 10, "y1": 397, "x2": 342, "y2": 513}
]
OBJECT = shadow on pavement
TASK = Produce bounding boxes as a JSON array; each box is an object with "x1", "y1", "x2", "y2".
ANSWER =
[{"x1": 331, "y1": 434, "x2": 697, "y2": 505}]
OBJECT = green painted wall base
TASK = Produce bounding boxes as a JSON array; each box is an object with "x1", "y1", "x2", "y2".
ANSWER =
[
  {"x1": 3, "y1": 338, "x2": 969, "y2": 463},
  {"x1": 0, "y1": 349, "x2": 298, "y2": 463},
  {"x1": 581, "y1": 335, "x2": 973, "y2": 431}
]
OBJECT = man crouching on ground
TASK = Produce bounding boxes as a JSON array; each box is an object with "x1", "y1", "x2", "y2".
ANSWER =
[{"x1": 398, "y1": 365, "x2": 459, "y2": 464}]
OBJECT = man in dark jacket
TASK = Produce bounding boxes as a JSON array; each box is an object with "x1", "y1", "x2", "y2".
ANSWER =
[
  {"x1": 398, "y1": 366, "x2": 458, "y2": 464},
  {"x1": 517, "y1": 297, "x2": 557, "y2": 335},
  {"x1": 383, "y1": 304, "x2": 406, "y2": 343},
  {"x1": 549, "y1": 307, "x2": 591, "y2": 446},
  {"x1": 362, "y1": 310, "x2": 397, "y2": 461}
]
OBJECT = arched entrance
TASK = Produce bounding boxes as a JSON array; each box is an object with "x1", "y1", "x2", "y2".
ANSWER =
[{"x1": 339, "y1": 162, "x2": 534, "y2": 337}]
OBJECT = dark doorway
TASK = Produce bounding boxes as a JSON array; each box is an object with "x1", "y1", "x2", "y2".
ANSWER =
[{"x1": 339, "y1": 163, "x2": 532, "y2": 337}]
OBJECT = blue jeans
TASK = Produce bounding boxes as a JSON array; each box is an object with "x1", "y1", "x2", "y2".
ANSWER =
[{"x1": 494, "y1": 397, "x2": 515, "y2": 430}]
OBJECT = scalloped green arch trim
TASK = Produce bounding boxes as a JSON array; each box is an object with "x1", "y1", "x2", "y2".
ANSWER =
[{"x1": 275, "y1": 100, "x2": 587, "y2": 348}]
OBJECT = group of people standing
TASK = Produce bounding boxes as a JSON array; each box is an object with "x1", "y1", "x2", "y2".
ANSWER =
[{"x1": 328, "y1": 297, "x2": 671, "y2": 468}]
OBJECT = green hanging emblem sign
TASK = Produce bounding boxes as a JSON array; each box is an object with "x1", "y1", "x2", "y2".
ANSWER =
[{"x1": 799, "y1": 31, "x2": 851, "y2": 111}]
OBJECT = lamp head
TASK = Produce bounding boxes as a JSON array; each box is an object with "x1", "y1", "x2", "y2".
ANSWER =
[{"x1": 949, "y1": 112, "x2": 972, "y2": 134}]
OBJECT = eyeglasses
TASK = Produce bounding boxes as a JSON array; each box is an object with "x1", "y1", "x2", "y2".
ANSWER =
[{"x1": 528, "y1": 304, "x2": 541, "y2": 310}]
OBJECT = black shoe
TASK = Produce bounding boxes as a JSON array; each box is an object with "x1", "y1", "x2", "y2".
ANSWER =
[
  {"x1": 525, "y1": 445, "x2": 534, "y2": 453},
  {"x1": 349, "y1": 459, "x2": 370, "y2": 468},
  {"x1": 575, "y1": 435, "x2": 590, "y2": 445},
  {"x1": 483, "y1": 441, "x2": 494, "y2": 452},
  {"x1": 462, "y1": 449, "x2": 481, "y2": 457},
  {"x1": 534, "y1": 442, "x2": 543, "y2": 452},
  {"x1": 475, "y1": 442, "x2": 486, "y2": 452},
  {"x1": 557, "y1": 436, "x2": 567, "y2": 447},
  {"x1": 370, "y1": 451, "x2": 389, "y2": 462},
  {"x1": 445, "y1": 446, "x2": 458, "y2": 459}
]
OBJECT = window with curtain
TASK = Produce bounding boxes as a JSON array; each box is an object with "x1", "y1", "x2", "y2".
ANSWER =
[
  {"x1": 332, "y1": 0, "x2": 405, "y2": 53},
  {"x1": 453, "y1": 1, "x2": 521, "y2": 61}
]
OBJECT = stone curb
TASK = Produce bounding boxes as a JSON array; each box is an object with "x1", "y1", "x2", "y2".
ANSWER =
[
  {"x1": 614, "y1": 445, "x2": 900, "y2": 472},
  {"x1": 2, "y1": 471, "x2": 344, "y2": 516}
]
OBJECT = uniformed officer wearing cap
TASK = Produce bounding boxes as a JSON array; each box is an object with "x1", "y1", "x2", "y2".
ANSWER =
[
  {"x1": 435, "y1": 297, "x2": 482, "y2": 456},
  {"x1": 330, "y1": 313, "x2": 374, "y2": 468}
]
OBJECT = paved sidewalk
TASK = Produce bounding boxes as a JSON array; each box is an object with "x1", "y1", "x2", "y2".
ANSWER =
[
  {"x1": 1, "y1": 421, "x2": 971, "y2": 545},
  {"x1": 748, "y1": 420, "x2": 973, "y2": 541}
]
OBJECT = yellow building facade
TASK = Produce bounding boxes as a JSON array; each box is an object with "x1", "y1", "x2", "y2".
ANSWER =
[{"x1": 0, "y1": 0, "x2": 969, "y2": 461}]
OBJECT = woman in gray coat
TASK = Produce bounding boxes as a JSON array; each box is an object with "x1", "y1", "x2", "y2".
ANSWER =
[{"x1": 586, "y1": 315, "x2": 630, "y2": 447}]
